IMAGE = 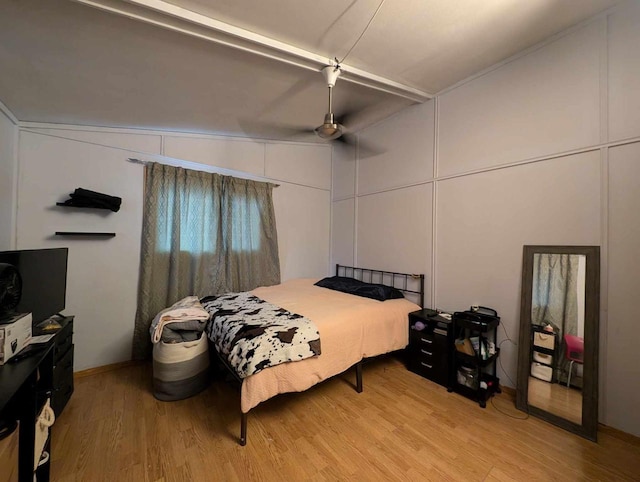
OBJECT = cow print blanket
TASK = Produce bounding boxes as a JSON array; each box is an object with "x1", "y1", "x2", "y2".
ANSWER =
[{"x1": 202, "y1": 292, "x2": 321, "y2": 378}]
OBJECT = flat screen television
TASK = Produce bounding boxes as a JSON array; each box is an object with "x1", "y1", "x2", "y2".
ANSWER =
[{"x1": 0, "y1": 248, "x2": 68, "y2": 324}]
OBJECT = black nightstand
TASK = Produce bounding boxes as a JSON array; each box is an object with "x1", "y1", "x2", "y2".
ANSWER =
[{"x1": 407, "y1": 309, "x2": 454, "y2": 388}]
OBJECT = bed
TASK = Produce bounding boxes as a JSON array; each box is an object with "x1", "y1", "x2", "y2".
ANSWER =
[{"x1": 206, "y1": 264, "x2": 424, "y2": 445}]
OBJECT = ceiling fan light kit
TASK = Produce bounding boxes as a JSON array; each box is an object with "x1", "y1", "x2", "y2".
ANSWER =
[{"x1": 314, "y1": 113, "x2": 343, "y2": 140}]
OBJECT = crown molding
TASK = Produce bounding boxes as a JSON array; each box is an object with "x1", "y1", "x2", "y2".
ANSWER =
[{"x1": 0, "y1": 98, "x2": 19, "y2": 125}]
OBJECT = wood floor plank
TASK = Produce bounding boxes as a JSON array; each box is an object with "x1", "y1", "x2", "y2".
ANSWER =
[{"x1": 50, "y1": 357, "x2": 640, "y2": 481}]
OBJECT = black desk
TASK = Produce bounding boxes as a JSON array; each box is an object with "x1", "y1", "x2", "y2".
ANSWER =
[{"x1": 0, "y1": 342, "x2": 54, "y2": 482}]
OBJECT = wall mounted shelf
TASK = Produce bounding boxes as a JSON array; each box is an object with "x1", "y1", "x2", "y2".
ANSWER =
[
  {"x1": 55, "y1": 203, "x2": 112, "y2": 210},
  {"x1": 54, "y1": 232, "x2": 116, "y2": 237}
]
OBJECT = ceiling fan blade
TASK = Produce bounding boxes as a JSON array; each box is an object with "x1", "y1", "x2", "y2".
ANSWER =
[
  {"x1": 237, "y1": 118, "x2": 315, "y2": 141},
  {"x1": 334, "y1": 133, "x2": 385, "y2": 159},
  {"x1": 334, "y1": 110, "x2": 358, "y2": 129},
  {"x1": 334, "y1": 133, "x2": 356, "y2": 146},
  {"x1": 259, "y1": 77, "x2": 317, "y2": 117}
]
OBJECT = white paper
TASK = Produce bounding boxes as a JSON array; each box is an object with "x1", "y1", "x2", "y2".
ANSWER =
[{"x1": 30, "y1": 334, "x2": 56, "y2": 344}]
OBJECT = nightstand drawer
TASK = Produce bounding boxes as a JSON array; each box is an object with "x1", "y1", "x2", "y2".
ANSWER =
[
  {"x1": 408, "y1": 351, "x2": 448, "y2": 386},
  {"x1": 53, "y1": 345, "x2": 74, "y2": 388},
  {"x1": 53, "y1": 319, "x2": 73, "y2": 362},
  {"x1": 409, "y1": 328, "x2": 448, "y2": 353},
  {"x1": 409, "y1": 342, "x2": 448, "y2": 368}
]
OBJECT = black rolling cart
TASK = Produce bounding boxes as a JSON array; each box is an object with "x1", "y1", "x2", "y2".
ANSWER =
[{"x1": 451, "y1": 307, "x2": 501, "y2": 408}]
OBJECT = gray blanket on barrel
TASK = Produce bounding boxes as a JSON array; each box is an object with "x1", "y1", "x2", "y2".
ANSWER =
[{"x1": 202, "y1": 292, "x2": 321, "y2": 378}]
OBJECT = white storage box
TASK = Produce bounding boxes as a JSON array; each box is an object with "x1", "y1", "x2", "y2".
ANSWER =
[
  {"x1": 531, "y1": 362, "x2": 553, "y2": 382},
  {"x1": 533, "y1": 351, "x2": 553, "y2": 365},
  {"x1": 0, "y1": 312, "x2": 32, "y2": 365},
  {"x1": 533, "y1": 331, "x2": 555, "y2": 350}
]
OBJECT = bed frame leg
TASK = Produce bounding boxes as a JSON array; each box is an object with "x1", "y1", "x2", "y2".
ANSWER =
[
  {"x1": 356, "y1": 361, "x2": 363, "y2": 393},
  {"x1": 240, "y1": 412, "x2": 247, "y2": 446}
]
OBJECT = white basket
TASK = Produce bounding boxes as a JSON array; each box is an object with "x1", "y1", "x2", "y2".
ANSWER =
[{"x1": 531, "y1": 362, "x2": 553, "y2": 382}]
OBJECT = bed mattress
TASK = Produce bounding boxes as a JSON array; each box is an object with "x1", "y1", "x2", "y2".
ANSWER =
[{"x1": 238, "y1": 278, "x2": 420, "y2": 412}]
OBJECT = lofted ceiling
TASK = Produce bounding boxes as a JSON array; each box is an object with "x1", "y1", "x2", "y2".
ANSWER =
[{"x1": 0, "y1": 0, "x2": 620, "y2": 142}]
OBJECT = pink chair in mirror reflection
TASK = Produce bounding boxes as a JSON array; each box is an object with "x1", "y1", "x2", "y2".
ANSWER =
[{"x1": 563, "y1": 334, "x2": 584, "y2": 388}]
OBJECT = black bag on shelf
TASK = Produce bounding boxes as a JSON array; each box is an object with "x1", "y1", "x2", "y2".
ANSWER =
[{"x1": 453, "y1": 306, "x2": 500, "y2": 330}]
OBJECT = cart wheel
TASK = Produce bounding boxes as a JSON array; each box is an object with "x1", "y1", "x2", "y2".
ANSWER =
[{"x1": 479, "y1": 400, "x2": 486, "y2": 408}]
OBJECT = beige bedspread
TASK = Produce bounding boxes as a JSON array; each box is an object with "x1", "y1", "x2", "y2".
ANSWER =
[{"x1": 241, "y1": 278, "x2": 420, "y2": 412}]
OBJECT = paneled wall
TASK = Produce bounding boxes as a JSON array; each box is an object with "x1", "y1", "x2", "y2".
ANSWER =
[
  {"x1": 606, "y1": 142, "x2": 640, "y2": 434},
  {"x1": 0, "y1": 111, "x2": 17, "y2": 250},
  {"x1": 332, "y1": 1, "x2": 640, "y2": 437},
  {"x1": 15, "y1": 127, "x2": 332, "y2": 370}
]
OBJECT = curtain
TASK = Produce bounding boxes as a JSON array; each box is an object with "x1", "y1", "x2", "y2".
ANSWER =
[
  {"x1": 531, "y1": 253, "x2": 579, "y2": 382},
  {"x1": 531, "y1": 254, "x2": 579, "y2": 333},
  {"x1": 132, "y1": 163, "x2": 280, "y2": 359}
]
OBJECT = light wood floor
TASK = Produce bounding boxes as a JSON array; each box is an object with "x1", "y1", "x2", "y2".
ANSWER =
[
  {"x1": 51, "y1": 357, "x2": 640, "y2": 481},
  {"x1": 528, "y1": 376, "x2": 583, "y2": 425}
]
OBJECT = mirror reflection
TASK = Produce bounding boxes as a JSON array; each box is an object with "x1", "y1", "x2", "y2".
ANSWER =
[{"x1": 528, "y1": 253, "x2": 586, "y2": 425}]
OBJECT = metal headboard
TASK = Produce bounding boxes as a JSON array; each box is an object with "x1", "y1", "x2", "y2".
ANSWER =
[{"x1": 336, "y1": 264, "x2": 425, "y2": 308}]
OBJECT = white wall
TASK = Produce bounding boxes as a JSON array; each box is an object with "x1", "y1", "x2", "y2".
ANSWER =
[
  {"x1": 333, "y1": 1, "x2": 640, "y2": 437},
  {"x1": 606, "y1": 141, "x2": 640, "y2": 437},
  {"x1": 14, "y1": 126, "x2": 332, "y2": 370},
  {"x1": 0, "y1": 109, "x2": 17, "y2": 250}
]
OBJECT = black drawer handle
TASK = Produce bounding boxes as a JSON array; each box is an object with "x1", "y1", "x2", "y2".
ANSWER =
[
  {"x1": 420, "y1": 362, "x2": 433, "y2": 369},
  {"x1": 420, "y1": 349, "x2": 433, "y2": 356},
  {"x1": 420, "y1": 337, "x2": 433, "y2": 344}
]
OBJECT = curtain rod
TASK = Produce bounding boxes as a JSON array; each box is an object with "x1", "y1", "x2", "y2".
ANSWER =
[{"x1": 126, "y1": 158, "x2": 280, "y2": 187}]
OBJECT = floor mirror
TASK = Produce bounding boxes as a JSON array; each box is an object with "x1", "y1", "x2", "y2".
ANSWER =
[{"x1": 516, "y1": 245, "x2": 600, "y2": 441}]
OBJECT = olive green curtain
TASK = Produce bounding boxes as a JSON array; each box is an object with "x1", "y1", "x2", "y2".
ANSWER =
[
  {"x1": 132, "y1": 163, "x2": 280, "y2": 359},
  {"x1": 531, "y1": 253, "x2": 579, "y2": 335}
]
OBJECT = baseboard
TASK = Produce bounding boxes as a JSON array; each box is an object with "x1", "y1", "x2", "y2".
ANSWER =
[
  {"x1": 74, "y1": 360, "x2": 143, "y2": 379},
  {"x1": 499, "y1": 385, "x2": 516, "y2": 399},
  {"x1": 599, "y1": 423, "x2": 640, "y2": 446}
]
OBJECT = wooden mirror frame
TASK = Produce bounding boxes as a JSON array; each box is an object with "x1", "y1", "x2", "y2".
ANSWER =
[{"x1": 516, "y1": 245, "x2": 600, "y2": 441}]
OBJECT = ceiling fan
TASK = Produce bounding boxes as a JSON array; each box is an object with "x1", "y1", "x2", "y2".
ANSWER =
[
  {"x1": 313, "y1": 64, "x2": 348, "y2": 142},
  {"x1": 241, "y1": 0, "x2": 387, "y2": 155},
  {"x1": 238, "y1": 63, "x2": 382, "y2": 156}
]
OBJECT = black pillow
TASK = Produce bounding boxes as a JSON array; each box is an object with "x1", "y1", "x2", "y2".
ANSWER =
[{"x1": 314, "y1": 276, "x2": 404, "y2": 302}]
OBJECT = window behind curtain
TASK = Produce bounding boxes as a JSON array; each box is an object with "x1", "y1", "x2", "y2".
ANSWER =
[{"x1": 132, "y1": 162, "x2": 280, "y2": 359}]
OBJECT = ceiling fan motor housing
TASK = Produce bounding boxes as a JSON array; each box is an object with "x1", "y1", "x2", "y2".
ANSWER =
[
  {"x1": 315, "y1": 113, "x2": 343, "y2": 140},
  {"x1": 321, "y1": 65, "x2": 341, "y2": 87}
]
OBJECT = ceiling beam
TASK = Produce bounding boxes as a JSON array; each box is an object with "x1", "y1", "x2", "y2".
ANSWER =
[{"x1": 72, "y1": 0, "x2": 432, "y2": 103}]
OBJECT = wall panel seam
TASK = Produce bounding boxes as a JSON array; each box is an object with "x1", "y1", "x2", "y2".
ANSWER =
[
  {"x1": 357, "y1": 180, "x2": 435, "y2": 198},
  {"x1": 0, "y1": 99, "x2": 19, "y2": 125},
  {"x1": 432, "y1": 96, "x2": 439, "y2": 307},
  {"x1": 356, "y1": 135, "x2": 640, "y2": 196},
  {"x1": 19, "y1": 121, "x2": 329, "y2": 148},
  {"x1": 353, "y1": 136, "x2": 359, "y2": 266},
  {"x1": 600, "y1": 15, "x2": 609, "y2": 144},
  {"x1": 20, "y1": 128, "x2": 330, "y2": 191},
  {"x1": 328, "y1": 146, "x2": 334, "y2": 275},
  {"x1": 599, "y1": 146, "x2": 609, "y2": 424},
  {"x1": 11, "y1": 126, "x2": 19, "y2": 249}
]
